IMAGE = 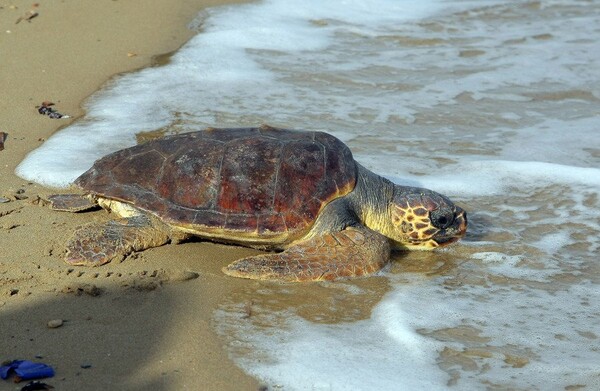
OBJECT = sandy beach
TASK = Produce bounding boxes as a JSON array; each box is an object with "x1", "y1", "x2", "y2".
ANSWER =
[{"x1": 1, "y1": 0, "x2": 263, "y2": 389}]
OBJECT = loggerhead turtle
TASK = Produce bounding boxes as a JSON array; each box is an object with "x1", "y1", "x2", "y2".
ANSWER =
[{"x1": 49, "y1": 126, "x2": 467, "y2": 282}]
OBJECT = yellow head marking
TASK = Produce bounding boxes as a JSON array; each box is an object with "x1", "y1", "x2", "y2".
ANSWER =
[
  {"x1": 389, "y1": 205, "x2": 441, "y2": 249},
  {"x1": 388, "y1": 190, "x2": 467, "y2": 250}
]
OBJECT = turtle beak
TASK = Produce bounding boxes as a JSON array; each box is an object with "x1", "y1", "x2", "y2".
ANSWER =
[
  {"x1": 434, "y1": 210, "x2": 467, "y2": 247},
  {"x1": 455, "y1": 209, "x2": 467, "y2": 236},
  {"x1": 460, "y1": 211, "x2": 467, "y2": 232}
]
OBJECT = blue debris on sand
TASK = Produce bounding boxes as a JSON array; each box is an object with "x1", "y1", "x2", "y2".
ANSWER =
[{"x1": 0, "y1": 360, "x2": 55, "y2": 382}]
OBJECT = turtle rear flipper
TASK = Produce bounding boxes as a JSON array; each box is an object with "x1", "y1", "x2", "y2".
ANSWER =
[
  {"x1": 65, "y1": 215, "x2": 172, "y2": 266},
  {"x1": 223, "y1": 226, "x2": 390, "y2": 282},
  {"x1": 48, "y1": 194, "x2": 98, "y2": 212}
]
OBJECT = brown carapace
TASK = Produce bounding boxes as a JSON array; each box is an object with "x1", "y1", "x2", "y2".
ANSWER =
[{"x1": 49, "y1": 125, "x2": 467, "y2": 282}]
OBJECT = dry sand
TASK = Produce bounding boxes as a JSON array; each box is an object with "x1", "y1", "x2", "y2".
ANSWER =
[{"x1": 0, "y1": 0, "x2": 268, "y2": 389}]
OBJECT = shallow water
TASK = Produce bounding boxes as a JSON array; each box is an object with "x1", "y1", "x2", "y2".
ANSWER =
[{"x1": 17, "y1": 0, "x2": 600, "y2": 389}]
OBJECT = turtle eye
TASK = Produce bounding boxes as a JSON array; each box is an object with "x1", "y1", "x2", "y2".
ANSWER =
[{"x1": 430, "y1": 208, "x2": 454, "y2": 230}]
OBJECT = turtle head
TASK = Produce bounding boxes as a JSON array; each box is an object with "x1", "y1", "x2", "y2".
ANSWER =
[{"x1": 387, "y1": 186, "x2": 467, "y2": 250}]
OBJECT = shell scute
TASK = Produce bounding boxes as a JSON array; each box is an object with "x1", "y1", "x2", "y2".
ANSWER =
[
  {"x1": 273, "y1": 140, "x2": 326, "y2": 214},
  {"x1": 114, "y1": 150, "x2": 165, "y2": 190},
  {"x1": 257, "y1": 213, "x2": 287, "y2": 235},
  {"x1": 192, "y1": 210, "x2": 226, "y2": 229},
  {"x1": 159, "y1": 139, "x2": 225, "y2": 209},
  {"x1": 225, "y1": 213, "x2": 259, "y2": 233},
  {"x1": 217, "y1": 137, "x2": 281, "y2": 213}
]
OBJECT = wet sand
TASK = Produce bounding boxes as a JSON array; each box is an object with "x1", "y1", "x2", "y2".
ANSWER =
[{"x1": 0, "y1": 0, "x2": 263, "y2": 389}]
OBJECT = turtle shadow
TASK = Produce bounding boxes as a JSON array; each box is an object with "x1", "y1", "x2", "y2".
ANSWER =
[
  {"x1": 0, "y1": 292, "x2": 167, "y2": 390},
  {"x1": 0, "y1": 278, "x2": 258, "y2": 391}
]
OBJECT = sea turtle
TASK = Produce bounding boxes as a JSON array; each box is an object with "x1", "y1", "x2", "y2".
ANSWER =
[{"x1": 49, "y1": 125, "x2": 467, "y2": 282}]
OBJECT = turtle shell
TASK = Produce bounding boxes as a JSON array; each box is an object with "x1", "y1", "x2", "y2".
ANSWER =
[{"x1": 75, "y1": 126, "x2": 357, "y2": 244}]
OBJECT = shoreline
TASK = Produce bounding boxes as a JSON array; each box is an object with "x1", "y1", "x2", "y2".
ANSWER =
[{"x1": 1, "y1": 1, "x2": 261, "y2": 389}]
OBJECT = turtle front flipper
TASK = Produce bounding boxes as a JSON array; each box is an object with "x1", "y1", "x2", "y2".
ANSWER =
[
  {"x1": 223, "y1": 226, "x2": 391, "y2": 282},
  {"x1": 65, "y1": 215, "x2": 172, "y2": 266}
]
